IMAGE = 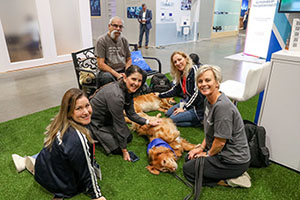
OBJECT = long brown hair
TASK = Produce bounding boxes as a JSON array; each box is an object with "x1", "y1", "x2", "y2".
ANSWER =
[
  {"x1": 170, "y1": 51, "x2": 193, "y2": 84},
  {"x1": 44, "y1": 88, "x2": 93, "y2": 148}
]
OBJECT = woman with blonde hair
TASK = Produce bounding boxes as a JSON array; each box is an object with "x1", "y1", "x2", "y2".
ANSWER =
[
  {"x1": 12, "y1": 88, "x2": 106, "y2": 200},
  {"x1": 156, "y1": 51, "x2": 205, "y2": 127},
  {"x1": 183, "y1": 65, "x2": 251, "y2": 188}
]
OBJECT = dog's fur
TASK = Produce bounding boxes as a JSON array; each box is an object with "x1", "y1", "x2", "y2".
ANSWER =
[
  {"x1": 79, "y1": 68, "x2": 96, "y2": 85},
  {"x1": 125, "y1": 93, "x2": 175, "y2": 124},
  {"x1": 132, "y1": 113, "x2": 195, "y2": 174},
  {"x1": 133, "y1": 93, "x2": 175, "y2": 113}
]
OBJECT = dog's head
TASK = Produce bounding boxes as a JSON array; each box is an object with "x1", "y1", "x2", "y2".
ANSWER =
[
  {"x1": 79, "y1": 71, "x2": 96, "y2": 85},
  {"x1": 146, "y1": 146, "x2": 177, "y2": 175},
  {"x1": 159, "y1": 97, "x2": 176, "y2": 109}
]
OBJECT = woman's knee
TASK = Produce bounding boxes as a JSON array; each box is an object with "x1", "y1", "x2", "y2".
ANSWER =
[
  {"x1": 166, "y1": 107, "x2": 174, "y2": 117},
  {"x1": 169, "y1": 114, "x2": 183, "y2": 124},
  {"x1": 183, "y1": 160, "x2": 196, "y2": 183}
]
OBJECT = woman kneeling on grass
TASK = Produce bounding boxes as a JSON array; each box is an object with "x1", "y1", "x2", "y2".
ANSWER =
[
  {"x1": 90, "y1": 65, "x2": 161, "y2": 161},
  {"x1": 183, "y1": 65, "x2": 251, "y2": 188},
  {"x1": 12, "y1": 88, "x2": 106, "y2": 200}
]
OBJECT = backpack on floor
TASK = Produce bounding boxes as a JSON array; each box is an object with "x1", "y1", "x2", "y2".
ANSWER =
[
  {"x1": 244, "y1": 120, "x2": 270, "y2": 168},
  {"x1": 149, "y1": 73, "x2": 172, "y2": 93}
]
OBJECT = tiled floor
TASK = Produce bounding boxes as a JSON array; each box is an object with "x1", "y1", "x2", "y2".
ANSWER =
[{"x1": 0, "y1": 34, "x2": 259, "y2": 123}]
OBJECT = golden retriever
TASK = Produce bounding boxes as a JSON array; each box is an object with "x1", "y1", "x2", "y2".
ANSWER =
[
  {"x1": 132, "y1": 113, "x2": 195, "y2": 174},
  {"x1": 133, "y1": 93, "x2": 175, "y2": 113},
  {"x1": 125, "y1": 93, "x2": 175, "y2": 124}
]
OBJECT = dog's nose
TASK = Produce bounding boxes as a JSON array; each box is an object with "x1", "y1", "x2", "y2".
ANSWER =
[{"x1": 86, "y1": 77, "x2": 92, "y2": 84}]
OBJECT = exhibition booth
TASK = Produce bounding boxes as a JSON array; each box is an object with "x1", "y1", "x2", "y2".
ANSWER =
[
  {"x1": 0, "y1": 0, "x2": 245, "y2": 72},
  {"x1": 0, "y1": 0, "x2": 299, "y2": 172}
]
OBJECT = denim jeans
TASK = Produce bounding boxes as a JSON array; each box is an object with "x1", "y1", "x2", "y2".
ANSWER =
[{"x1": 166, "y1": 103, "x2": 200, "y2": 127}]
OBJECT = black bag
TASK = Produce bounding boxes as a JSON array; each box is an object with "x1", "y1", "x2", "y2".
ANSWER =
[
  {"x1": 149, "y1": 73, "x2": 172, "y2": 93},
  {"x1": 244, "y1": 120, "x2": 270, "y2": 168}
]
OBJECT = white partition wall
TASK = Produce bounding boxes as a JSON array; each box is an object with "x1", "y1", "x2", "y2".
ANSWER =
[
  {"x1": 258, "y1": 50, "x2": 300, "y2": 172},
  {"x1": 0, "y1": 0, "x2": 92, "y2": 73}
]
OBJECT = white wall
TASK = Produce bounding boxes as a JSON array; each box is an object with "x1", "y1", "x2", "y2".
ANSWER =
[{"x1": 91, "y1": 0, "x2": 156, "y2": 46}]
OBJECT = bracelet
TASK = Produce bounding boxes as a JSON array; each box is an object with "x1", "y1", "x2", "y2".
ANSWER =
[
  {"x1": 146, "y1": 119, "x2": 150, "y2": 125},
  {"x1": 206, "y1": 151, "x2": 210, "y2": 157}
]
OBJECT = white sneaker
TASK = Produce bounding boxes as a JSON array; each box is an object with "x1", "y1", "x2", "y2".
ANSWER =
[
  {"x1": 12, "y1": 154, "x2": 26, "y2": 173},
  {"x1": 25, "y1": 156, "x2": 36, "y2": 175},
  {"x1": 226, "y1": 172, "x2": 251, "y2": 188}
]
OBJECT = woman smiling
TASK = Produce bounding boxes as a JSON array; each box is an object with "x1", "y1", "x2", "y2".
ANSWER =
[{"x1": 90, "y1": 65, "x2": 161, "y2": 161}]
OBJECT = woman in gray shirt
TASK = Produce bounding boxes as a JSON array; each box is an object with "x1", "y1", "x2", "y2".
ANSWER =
[{"x1": 183, "y1": 65, "x2": 251, "y2": 187}]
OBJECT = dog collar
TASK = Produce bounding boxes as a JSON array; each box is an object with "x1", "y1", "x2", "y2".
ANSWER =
[{"x1": 147, "y1": 138, "x2": 176, "y2": 158}]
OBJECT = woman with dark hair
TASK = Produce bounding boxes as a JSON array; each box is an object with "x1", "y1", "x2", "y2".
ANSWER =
[
  {"x1": 90, "y1": 65, "x2": 161, "y2": 161},
  {"x1": 12, "y1": 88, "x2": 106, "y2": 200}
]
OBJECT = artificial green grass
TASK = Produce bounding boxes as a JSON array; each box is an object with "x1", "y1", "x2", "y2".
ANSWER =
[{"x1": 1, "y1": 95, "x2": 300, "y2": 200}]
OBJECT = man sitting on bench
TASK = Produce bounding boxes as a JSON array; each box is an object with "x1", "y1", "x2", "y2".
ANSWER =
[{"x1": 95, "y1": 16, "x2": 132, "y2": 88}]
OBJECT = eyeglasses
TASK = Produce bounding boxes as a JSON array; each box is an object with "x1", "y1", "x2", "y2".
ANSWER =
[{"x1": 111, "y1": 24, "x2": 124, "y2": 29}]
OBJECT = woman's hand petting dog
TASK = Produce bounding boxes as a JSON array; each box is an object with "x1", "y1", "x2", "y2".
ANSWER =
[
  {"x1": 154, "y1": 92, "x2": 159, "y2": 97},
  {"x1": 148, "y1": 119, "x2": 162, "y2": 126}
]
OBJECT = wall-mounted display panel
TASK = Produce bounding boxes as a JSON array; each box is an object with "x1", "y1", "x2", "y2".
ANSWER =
[
  {"x1": 244, "y1": 0, "x2": 277, "y2": 58},
  {"x1": 127, "y1": 6, "x2": 142, "y2": 19},
  {"x1": 212, "y1": 0, "x2": 241, "y2": 34}
]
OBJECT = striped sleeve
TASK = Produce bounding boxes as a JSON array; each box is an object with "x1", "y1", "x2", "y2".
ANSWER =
[
  {"x1": 184, "y1": 65, "x2": 199, "y2": 109},
  {"x1": 75, "y1": 130, "x2": 102, "y2": 199}
]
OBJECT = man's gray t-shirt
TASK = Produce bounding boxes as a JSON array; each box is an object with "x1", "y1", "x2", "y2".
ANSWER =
[
  {"x1": 95, "y1": 33, "x2": 131, "y2": 72},
  {"x1": 203, "y1": 92, "x2": 250, "y2": 164}
]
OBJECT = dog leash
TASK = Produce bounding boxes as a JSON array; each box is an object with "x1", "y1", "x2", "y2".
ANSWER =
[
  {"x1": 170, "y1": 172, "x2": 193, "y2": 200},
  {"x1": 170, "y1": 157, "x2": 205, "y2": 200},
  {"x1": 194, "y1": 157, "x2": 205, "y2": 200}
]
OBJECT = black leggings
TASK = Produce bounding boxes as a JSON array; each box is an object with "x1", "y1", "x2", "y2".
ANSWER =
[{"x1": 183, "y1": 154, "x2": 250, "y2": 187}]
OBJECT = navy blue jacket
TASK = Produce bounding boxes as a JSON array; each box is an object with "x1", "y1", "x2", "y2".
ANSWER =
[
  {"x1": 159, "y1": 65, "x2": 205, "y2": 121},
  {"x1": 138, "y1": 9, "x2": 152, "y2": 30},
  {"x1": 35, "y1": 126, "x2": 102, "y2": 199}
]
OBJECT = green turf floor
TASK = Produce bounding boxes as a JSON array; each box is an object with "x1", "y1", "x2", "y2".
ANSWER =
[{"x1": 0, "y1": 95, "x2": 299, "y2": 200}]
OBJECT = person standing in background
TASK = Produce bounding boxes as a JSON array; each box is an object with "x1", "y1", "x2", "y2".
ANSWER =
[
  {"x1": 243, "y1": 8, "x2": 250, "y2": 30},
  {"x1": 138, "y1": 3, "x2": 152, "y2": 49}
]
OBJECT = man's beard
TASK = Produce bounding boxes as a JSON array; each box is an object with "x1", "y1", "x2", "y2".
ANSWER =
[{"x1": 110, "y1": 30, "x2": 121, "y2": 40}]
